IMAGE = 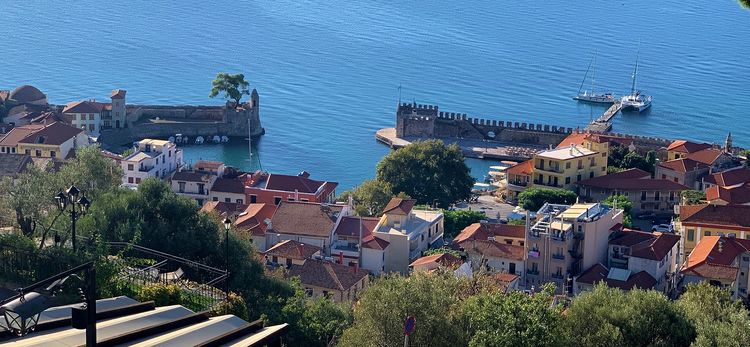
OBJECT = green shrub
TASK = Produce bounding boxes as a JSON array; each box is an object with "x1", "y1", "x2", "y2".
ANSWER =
[{"x1": 138, "y1": 284, "x2": 183, "y2": 306}]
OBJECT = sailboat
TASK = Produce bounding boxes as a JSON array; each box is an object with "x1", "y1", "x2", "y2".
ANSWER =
[
  {"x1": 573, "y1": 51, "x2": 617, "y2": 104},
  {"x1": 620, "y1": 49, "x2": 652, "y2": 112}
]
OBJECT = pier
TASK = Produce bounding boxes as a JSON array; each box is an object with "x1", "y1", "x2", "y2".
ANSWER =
[{"x1": 584, "y1": 102, "x2": 623, "y2": 133}]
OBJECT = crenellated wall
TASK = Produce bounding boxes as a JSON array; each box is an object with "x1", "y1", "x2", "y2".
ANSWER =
[{"x1": 396, "y1": 102, "x2": 573, "y2": 147}]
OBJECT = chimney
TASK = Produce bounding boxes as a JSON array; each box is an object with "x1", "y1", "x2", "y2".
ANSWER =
[
  {"x1": 354, "y1": 262, "x2": 359, "y2": 274},
  {"x1": 339, "y1": 251, "x2": 344, "y2": 265}
]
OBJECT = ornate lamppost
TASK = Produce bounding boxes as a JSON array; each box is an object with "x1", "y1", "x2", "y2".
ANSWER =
[{"x1": 54, "y1": 185, "x2": 91, "y2": 252}]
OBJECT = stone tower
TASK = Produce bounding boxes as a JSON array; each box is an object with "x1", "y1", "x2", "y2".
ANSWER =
[
  {"x1": 111, "y1": 89, "x2": 127, "y2": 128},
  {"x1": 725, "y1": 132, "x2": 733, "y2": 153}
]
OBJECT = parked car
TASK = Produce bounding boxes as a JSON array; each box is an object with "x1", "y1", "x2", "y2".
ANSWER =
[{"x1": 652, "y1": 224, "x2": 674, "y2": 233}]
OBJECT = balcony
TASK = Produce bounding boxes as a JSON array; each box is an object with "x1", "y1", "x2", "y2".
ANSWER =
[
  {"x1": 533, "y1": 180, "x2": 562, "y2": 188},
  {"x1": 527, "y1": 269, "x2": 539, "y2": 276},
  {"x1": 332, "y1": 241, "x2": 359, "y2": 253},
  {"x1": 552, "y1": 253, "x2": 565, "y2": 260},
  {"x1": 534, "y1": 165, "x2": 563, "y2": 174},
  {"x1": 551, "y1": 273, "x2": 565, "y2": 279}
]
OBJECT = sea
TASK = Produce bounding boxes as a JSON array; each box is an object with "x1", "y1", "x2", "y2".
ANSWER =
[{"x1": 3, "y1": 1, "x2": 749, "y2": 190}]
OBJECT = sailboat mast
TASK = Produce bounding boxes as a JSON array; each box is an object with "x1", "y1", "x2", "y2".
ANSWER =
[
  {"x1": 578, "y1": 55, "x2": 594, "y2": 94},
  {"x1": 631, "y1": 49, "x2": 640, "y2": 95},
  {"x1": 591, "y1": 50, "x2": 597, "y2": 94}
]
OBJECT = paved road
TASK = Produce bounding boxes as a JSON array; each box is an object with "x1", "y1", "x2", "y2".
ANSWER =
[{"x1": 455, "y1": 195, "x2": 517, "y2": 221}]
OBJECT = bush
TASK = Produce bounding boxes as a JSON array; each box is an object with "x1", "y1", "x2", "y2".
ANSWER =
[
  {"x1": 518, "y1": 187, "x2": 577, "y2": 212},
  {"x1": 211, "y1": 292, "x2": 249, "y2": 320},
  {"x1": 138, "y1": 284, "x2": 183, "y2": 306},
  {"x1": 442, "y1": 209, "x2": 486, "y2": 238}
]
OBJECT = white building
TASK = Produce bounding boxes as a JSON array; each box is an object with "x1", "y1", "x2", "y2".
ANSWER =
[{"x1": 121, "y1": 139, "x2": 183, "y2": 188}]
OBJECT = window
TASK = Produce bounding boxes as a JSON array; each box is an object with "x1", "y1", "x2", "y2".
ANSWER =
[
  {"x1": 576, "y1": 174, "x2": 581, "y2": 182},
  {"x1": 687, "y1": 229, "x2": 695, "y2": 242},
  {"x1": 669, "y1": 191, "x2": 675, "y2": 201},
  {"x1": 577, "y1": 159, "x2": 583, "y2": 169},
  {"x1": 272, "y1": 256, "x2": 278, "y2": 263},
  {"x1": 35, "y1": 150, "x2": 41, "y2": 157},
  {"x1": 274, "y1": 197, "x2": 282, "y2": 205},
  {"x1": 135, "y1": 178, "x2": 141, "y2": 184},
  {"x1": 601, "y1": 152, "x2": 606, "y2": 157},
  {"x1": 50, "y1": 151, "x2": 56, "y2": 158},
  {"x1": 88, "y1": 114, "x2": 94, "y2": 120},
  {"x1": 421, "y1": 234, "x2": 424, "y2": 241},
  {"x1": 654, "y1": 192, "x2": 660, "y2": 201},
  {"x1": 128, "y1": 164, "x2": 134, "y2": 171},
  {"x1": 225, "y1": 198, "x2": 231, "y2": 203},
  {"x1": 286, "y1": 258, "x2": 292, "y2": 267},
  {"x1": 178, "y1": 182, "x2": 186, "y2": 193},
  {"x1": 288, "y1": 198, "x2": 296, "y2": 202},
  {"x1": 198, "y1": 183, "x2": 205, "y2": 195},
  {"x1": 128, "y1": 177, "x2": 134, "y2": 183},
  {"x1": 301, "y1": 198, "x2": 309, "y2": 202},
  {"x1": 566, "y1": 162, "x2": 571, "y2": 169},
  {"x1": 589, "y1": 171, "x2": 594, "y2": 178},
  {"x1": 641, "y1": 191, "x2": 647, "y2": 201},
  {"x1": 236, "y1": 199, "x2": 243, "y2": 204},
  {"x1": 662, "y1": 174, "x2": 667, "y2": 179},
  {"x1": 250, "y1": 195, "x2": 257, "y2": 203},
  {"x1": 704, "y1": 230, "x2": 711, "y2": 236},
  {"x1": 88, "y1": 124, "x2": 95, "y2": 132},
  {"x1": 601, "y1": 166, "x2": 606, "y2": 172},
  {"x1": 212, "y1": 197, "x2": 219, "y2": 201}
]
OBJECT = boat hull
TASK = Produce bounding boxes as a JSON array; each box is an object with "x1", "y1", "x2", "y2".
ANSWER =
[{"x1": 573, "y1": 93, "x2": 617, "y2": 104}]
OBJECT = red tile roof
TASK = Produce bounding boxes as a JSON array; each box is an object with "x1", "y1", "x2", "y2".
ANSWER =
[
  {"x1": 361, "y1": 235, "x2": 390, "y2": 250},
  {"x1": 333, "y1": 216, "x2": 389, "y2": 250},
  {"x1": 270, "y1": 202, "x2": 343, "y2": 237},
  {"x1": 171, "y1": 171, "x2": 213, "y2": 182},
  {"x1": 609, "y1": 230, "x2": 679, "y2": 261},
  {"x1": 680, "y1": 204, "x2": 750, "y2": 229},
  {"x1": 704, "y1": 168, "x2": 750, "y2": 187},
  {"x1": 556, "y1": 132, "x2": 590, "y2": 148},
  {"x1": 264, "y1": 240, "x2": 321, "y2": 260},
  {"x1": 0, "y1": 124, "x2": 45, "y2": 146},
  {"x1": 211, "y1": 177, "x2": 245, "y2": 194},
  {"x1": 658, "y1": 158, "x2": 706, "y2": 173},
  {"x1": 686, "y1": 148, "x2": 726, "y2": 166},
  {"x1": 200, "y1": 201, "x2": 248, "y2": 216},
  {"x1": 706, "y1": 184, "x2": 750, "y2": 205},
  {"x1": 111, "y1": 89, "x2": 127, "y2": 99},
  {"x1": 506, "y1": 160, "x2": 533, "y2": 176},
  {"x1": 667, "y1": 140, "x2": 711, "y2": 153},
  {"x1": 453, "y1": 223, "x2": 525, "y2": 244},
  {"x1": 409, "y1": 253, "x2": 463, "y2": 268},
  {"x1": 681, "y1": 236, "x2": 750, "y2": 281},
  {"x1": 17, "y1": 122, "x2": 83, "y2": 146},
  {"x1": 62, "y1": 100, "x2": 104, "y2": 114},
  {"x1": 495, "y1": 273, "x2": 519, "y2": 283},
  {"x1": 286, "y1": 259, "x2": 367, "y2": 291},
  {"x1": 195, "y1": 160, "x2": 224, "y2": 170},
  {"x1": 576, "y1": 263, "x2": 657, "y2": 290},
  {"x1": 577, "y1": 168, "x2": 688, "y2": 191},
  {"x1": 382, "y1": 198, "x2": 417, "y2": 215},
  {"x1": 234, "y1": 203, "x2": 277, "y2": 236},
  {"x1": 464, "y1": 240, "x2": 525, "y2": 261}
]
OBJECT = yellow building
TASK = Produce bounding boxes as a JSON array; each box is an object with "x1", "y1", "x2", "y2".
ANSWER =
[
  {"x1": 676, "y1": 204, "x2": 750, "y2": 254},
  {"x1": 666, "y1": 140, "x2": 711, "y2": 161},
  {"x1": 3, "y1": 122, "x2": 88, "y2": 159},
  {"x1": 532, "y1": 142, "x2": 608, "y2": 190}
]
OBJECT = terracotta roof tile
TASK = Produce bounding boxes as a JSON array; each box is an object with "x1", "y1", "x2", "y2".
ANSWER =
[
  {"x1": 270, "y1": 202, "x2": 343, "y2": 237},
  {"x1": 667, "y1": 140, "x2": 711, "y2": 153},
  {"x1": 0, "y1": 124, "x2": 45, "y2": 146},
  {"x1": 706, "y1": 184, "x2": 750, "y2": 205},
  {"x1": 234, "y1": 203, "x2": 277, "y2": 236},
  {"x1": 264, "y1": 240, "x2": 321, "y2": 260},
  {"x1": 556, "y1": 132, "x2": 589, "y2": 148},
  {"x1": 658, "y1": 158, "x2": 706, "y2": 173},
  {"x1": 287, "y1": 259, "x2": 367, "y2": 291},
  {"x1": 195, "y1": 160, "x2": 224, "y2": 170},
  {"x1": 409, "y1": 253, "x2": 462, "y2": 268},
  {"x1": 212, "y1": 177, "x2": 245, "y2": 194},
  {"x1": 506, "y1": 160, "x2": 533, "y2": 176},
  {"x1": 111, "y1": 89, "x2": 127, "y2": 99},
  {"x1": 686, "y1": 148, "x2": 726, "y2": 165},
  {"x1": 682, "y1": 236, "x2": 750, "y2": 281},
  {"x1": 453, "y1": 223, "x2": 525, "y2": 244},
  {"x1": 704, "y1": 168, "x2": 750, "y2": 187},
  {"x1": 610, "y1": 230, "x2": 679, "y2": 261},
  {"x1": 382, "y1": 198, "x2": 417, "y2": 215},
  {"x1": 464, "y1": 240, "x2": 525, "y2": 261},
  {"x1": 17, "y1": 122, "x2": 83, "y2": 146},
  {"x1": 62, "y1": 100, "x2": 104, "y2": 114},
  {"x1": 334, "y1": 216, "x2": 380, "y2": 238},
  {"x1": 264, "y1": 173, "x2": 337, "y2": 194},
  {"x1": 680, "y1": 204, "x2": 750, "y2": 228},
  {"x1": 200, "y1": 201, "x2": 248, "y2": 216},
  {"x1": 577, "y1": 171, "x2": 688, "y2": 191}
]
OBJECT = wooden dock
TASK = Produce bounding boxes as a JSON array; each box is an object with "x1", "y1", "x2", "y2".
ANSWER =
[{"x1": 585, "y1": 102, "x2": 623, "y2": 132}]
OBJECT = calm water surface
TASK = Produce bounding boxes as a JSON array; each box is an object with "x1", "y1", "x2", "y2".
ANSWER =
[{"x1": 3, "y1": 1, "x2": 749, "y2": 189}]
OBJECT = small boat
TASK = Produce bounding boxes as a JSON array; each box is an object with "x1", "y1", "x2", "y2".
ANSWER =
[
  {"x1": 212, "y1": 135, "x2": 221, "y2": 144},
  {"x1": 573, "y1": 51, "x2": 617, "y2": 104},
  {"x1": 168, "y1": 136, "x2": 175, "y2": 143},
  {"x1": 221, "y1": 136, "x2": 230, "y2": 143},
  {"x1": 183, "y1": 136, "x2": 189, "y2": 144},
  {"x1": 175, "y1": 134, "x2": 183, "y2": 143},
  {"x1": 620, "y1": 49, "x2": 652, "y2": 112},
  {"x1": 195, "y1": 136, "x2": 204, "y2": 145}
]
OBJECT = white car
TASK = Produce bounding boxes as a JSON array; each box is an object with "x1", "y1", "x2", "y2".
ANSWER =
[{"x1": 652, "y1": 224, "x2": 673, "y2": 233}]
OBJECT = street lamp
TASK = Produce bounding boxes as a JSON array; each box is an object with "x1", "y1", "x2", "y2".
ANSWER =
[
  {"x1": 55, "y1": 185, "x2": 92, "y2": 252},
  {"x1": 1, "y1": 292, "x2": 48, "y2": 336},
  {"x1": 222, "y1": 217, "x2": 232, "y2": 304}
]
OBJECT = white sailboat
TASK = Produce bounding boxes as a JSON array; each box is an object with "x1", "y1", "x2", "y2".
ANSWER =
[
  {"x1": 573, "y1": 51, "x2": 617, "y2": 104},
  {"x1": 620, "y1": 49, "x2": 652, "y2": 112}
]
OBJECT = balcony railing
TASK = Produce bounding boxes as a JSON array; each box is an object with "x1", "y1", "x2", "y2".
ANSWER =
[
  {"x1": 534, "y1": 165, "x2": 563, "y2": 174},
  {"x1": 551, "y1": 273, "x2": 565, "y2": 279},
  {"x1": 552, "y1": 253, "x2": 565, "y2": 260},
  {"x1": 527, "y1": 269, "x2": 540, "y2": 275}
]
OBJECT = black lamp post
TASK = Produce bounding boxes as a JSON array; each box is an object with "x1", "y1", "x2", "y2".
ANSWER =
[
  {"x1": 222, "y1": 217, "x2": 231, "y2": 304},
  {"x1": 55, "y1": 185, "x2": 91, "y2": 252}
]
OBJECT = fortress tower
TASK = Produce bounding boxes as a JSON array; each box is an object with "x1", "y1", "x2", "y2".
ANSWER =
[{"x1": 110, "y1": 89, "x2": 127, "y2": 128}]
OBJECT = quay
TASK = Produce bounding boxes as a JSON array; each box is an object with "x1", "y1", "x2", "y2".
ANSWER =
[
  {"x1": 376, "y1": 128, "x2": 545, "y2": 161},
  {"x1": 584, "y1": 102, "x2": 623, "y2": 133}
]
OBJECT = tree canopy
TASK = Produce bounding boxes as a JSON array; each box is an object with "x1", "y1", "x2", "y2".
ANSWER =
[
  {"x1": 517, "y1": 187, "x2": 577, "y2": 212},
  {"x1": 601, "y1": 194, "x2": 632, "y2": 227},
  {"x1": 681, "y1": 190, "x2": 706, "y2": 205},
  {"x1": 209, "y1": 72, "x2": 251, "y2": 104},
  {"x1": 376, "y1": 140, "x2": 474, "y2": 207},
  {"x1": 442, "y1": 209, "x2": 486, "y2": 238},
  {"x1": 677, "y1": 282, "x2": 750, "y2": 347},
  {"x1": 339, "y1": 179, "x2": 396, "y2": 217}
]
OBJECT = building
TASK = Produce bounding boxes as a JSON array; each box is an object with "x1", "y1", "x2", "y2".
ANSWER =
[
  {"x1": 680, "y1": 236, "x2": 750, "y2": 300},
  {"x1": 263, "y1": 239, "x2": 322, "y2": 267},
  {"x1": 0, "y1": 122, "x2": 88, "y2": 159},
  {"x1": 577, "y1": 168, "x2": 688, "y2": 215},
  {"x1": 703, "y1": 167, "x2": 750, "y2": 206},
  {"x1": 702, "y1": 167, "x2": 750, "y2": 191},
  {"x1": 286, "y1": 258, "x2": 368, "y2": 302},
  {"x1": 0, "y1": 153, "x2": 32, "y2": 180},
  {"x1": 209, "y1": 177, "x2": 246, "y2": 204},
  {"x1": 525, "y1": 203, "x2": 623, "y2": 291},
  {"x1": 242, "y1": 171, "x2": 337, "y2": 205},
  {"x1": 61, "y1": 89, "x2": 129, "y2": 133},
  {"x1": 409, "y1": 253, "x2": 464, "y2": 272},
  {"x1": 505, "y1": 160, "x2": 533, "y2": 201},
  {"x1": 666, "y1": 140, "x2": 711, "y2": 161},
  {"x1": 532, "y1": 144, "x2": 608, "y2": 190},
  {"x1": 331, "y1": 215, "x2": 390, "y2": 274},
  {"x1": 676, "y1": 204, "x2": 750, "y2": 254},
  {"x1": 453, "y1": 222, "x2": 526, "y2": 276},
  {"x1": 656, "y1": 147, "x2": 738, "y2": 190},
  {"x1": 371, "y1": 198, "x2": 444, "y2": 274},
  {"x1": 262, "y1": 201, "x2": 350, "y2": 252},
  {"x1": 170, "y1": 170, "x2": 216, "y2": 205},
  {"x1": 575, "y1": 227, "x2": 679, "y2": 294},
  {"x1": 121, "y1": 139, "x2": 183, "y2": 188},
  {"x1": 232, "y1": 203, "x2": 278, "y2": 247},
  {"x1": 200, "y1": 201, "x2": 249, "y2": 218}
]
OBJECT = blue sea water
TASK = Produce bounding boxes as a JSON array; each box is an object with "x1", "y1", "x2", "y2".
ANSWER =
[{"x1": 2, "y1": 1, "x2": 749, "y2": 189}]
